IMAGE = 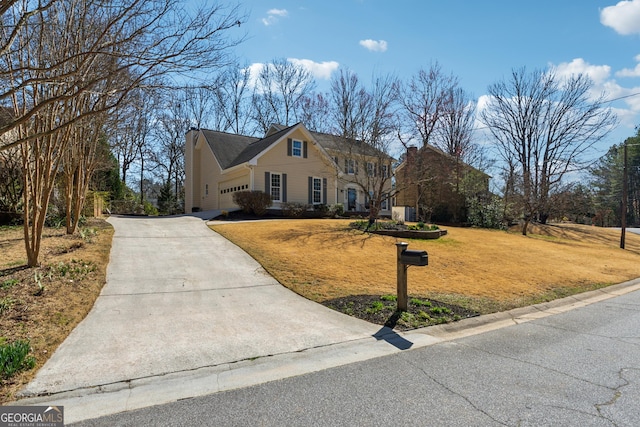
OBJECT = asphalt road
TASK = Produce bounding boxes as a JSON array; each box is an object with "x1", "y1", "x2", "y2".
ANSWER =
[{"x1": 73, "y1": 285, "x2": 640, "y2": 427}]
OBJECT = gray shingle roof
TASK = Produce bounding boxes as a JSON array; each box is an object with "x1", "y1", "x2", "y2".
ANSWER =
[
  {"x1": 199, "y1": 129, "x2": 258, "y2": 170},
  {"x1": 227, "y1": 123, "x2": 298, "y2": 168},
  {"x1": 311, "y1": 131, "x2": 388, "y2": 158},
  {"x1": 199, "y1": 123, "x2": 394, "y2": 171}
]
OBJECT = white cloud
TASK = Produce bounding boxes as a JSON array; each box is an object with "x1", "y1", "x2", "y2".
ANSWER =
[
  {"x1": 244, "y1": 59, "x2": 339, "y2": 91},
  {"x1": 476, "y1": 94, "x2": 492, "y2": 113},
  {"x1": 243, "y1": 63, "x2": 265, "y2": 88},
  {"x1": 552, "y1": 58, "x2": 611, "y2": 85},
  {"x1": 359, "y1": 39, "x2": 388, "y2": 52},
  {"x1": 550, "y1": 58, "x2": 640, "y2": 129},
  {"x1": 616, "y1": 54, "x2": 640, "y2": 77},
  {"x1": 287, "y1": 58, "x2": 340, "y2": 80},
  {"x1": 600, "y1": 0, "x2": 640, "y2": 35},
  {"x1": 262, "y1": 8, "x2": 288, "y2": 26}
]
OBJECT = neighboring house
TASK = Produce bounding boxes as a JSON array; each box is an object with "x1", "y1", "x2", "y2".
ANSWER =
[
  {"x1": 184, "y1": 122, "x2": 394, "y2": 215},
  {"x1": 395, "y1": 145, "x2": 490, "y2": 222}
]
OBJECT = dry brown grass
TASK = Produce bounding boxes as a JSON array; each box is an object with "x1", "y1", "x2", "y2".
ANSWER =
[
  {"x1": 211, "y1": 220, "x2": 640, "y2": 311},
  {"x1": 0, "y1": 219, "x2": 113, "y2": 403},
  {"x1": 1, "y1": 218, "x2": 638, "y2": 401}
]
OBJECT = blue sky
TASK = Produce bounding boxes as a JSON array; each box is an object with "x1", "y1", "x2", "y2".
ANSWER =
[{"x1": 232, "y1": 0, "x2": 640, "y2": 157}]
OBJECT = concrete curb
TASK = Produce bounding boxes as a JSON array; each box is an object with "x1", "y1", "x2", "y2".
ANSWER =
[
  {"x1": 421, "y1": 277, "x2": 640, "y2": 341},
  {"x1": 11, "y1": 277, "x2": 640, "y2": 424}
]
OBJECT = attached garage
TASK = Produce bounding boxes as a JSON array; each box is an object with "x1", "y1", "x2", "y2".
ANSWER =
[{"x1": 218, "y1": 177, "x2": 250, "y2": 210}]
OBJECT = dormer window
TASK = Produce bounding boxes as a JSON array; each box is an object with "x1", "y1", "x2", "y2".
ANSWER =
[
  {"x1": 287, "y1": 138, "x2": 307, "y2": 158},
  {"x1": 292, "y1": 140, "x2": 302, "y2": 157}
]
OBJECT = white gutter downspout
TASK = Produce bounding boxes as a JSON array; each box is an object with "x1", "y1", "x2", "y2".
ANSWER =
[
  {"x1": 245, "y1": 164, "x2": 254, "y2": 190},
  {"x1": 189, "y1": 129, "x2": 198, "y2": 213}
]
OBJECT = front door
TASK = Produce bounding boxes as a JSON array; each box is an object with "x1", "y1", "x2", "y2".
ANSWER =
[{"x1": 347, "y1": 188, "x2": 357, "y2": 211}]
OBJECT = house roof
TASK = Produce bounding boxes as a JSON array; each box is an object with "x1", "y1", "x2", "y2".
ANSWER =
[
  {"x1": 227, "y1": 123, "x2": 299, "y2": 168},
  {"x1": 198, "y1": 122, "x2": 394, "y2": 172},
  {"x1": 199, "y1": 129, "x2": 259, "y2": 170},
  {"x1": 311, "y1": 131, "x2": 392, "y2": 159},
  {"x1": 396, "y1": 144, "x2": 491, "y2": 179}
]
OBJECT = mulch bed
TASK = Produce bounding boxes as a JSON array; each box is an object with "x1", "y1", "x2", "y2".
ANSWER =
[{"x1": 321, "y1": 294, "x2": 480, "y2": 331}]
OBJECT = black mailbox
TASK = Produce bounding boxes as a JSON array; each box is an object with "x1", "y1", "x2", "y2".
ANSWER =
[{"x1": 400, "y1": 249, "x2": 428, "y2": 266}]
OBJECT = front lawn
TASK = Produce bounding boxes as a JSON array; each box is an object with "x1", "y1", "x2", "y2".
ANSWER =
[
  {"x1": 0, "y1": 220, "x2": 113, "y2": 402},
  {"x1": 211, "y1": 219, "x2": 640, "y2": 324}
]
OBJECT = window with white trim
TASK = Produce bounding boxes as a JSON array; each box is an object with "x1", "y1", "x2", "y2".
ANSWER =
[
  {"x1": 271, "y1": 173, "x2": 281, "y2": 201},
  {"x1": 345, "y1": 159, "x2": 356, "y2": 175},
  {"x1": 292, "y1": 140, "x2": 302, "y2": 157},
  {"x1": 367, "y1": 162, "x2": 376, "y2": 177},
  {"x1": 312, "y1": 177, "x2": 322, "y2": 204},
  {"x1": 381, "y1": 164, "x2": 389, "y2": 178},
  {"x1": 381, "y1": 193, "x2": 389, "y2": 210}
]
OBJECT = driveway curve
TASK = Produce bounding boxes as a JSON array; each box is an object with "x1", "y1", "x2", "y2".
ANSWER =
[{"x1": 21, "y1": 215, "x2": 379, "y2": 396}]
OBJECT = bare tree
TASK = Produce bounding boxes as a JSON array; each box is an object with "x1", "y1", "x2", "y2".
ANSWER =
[
  {"x1": 480, "y1": 67, "x2": 617, "y2": 235},
  {"x1": 1, "y1": 0, "x2": 245, "y2": 266},
  {"x1": 1, "y1": 1, "x2": 246, "y2": 150},
  {"x1": 395, "y1": 62, "x2": 458, "y2": 148},
  {"x1": 252, "y1": 58, "x2": 316, "y2": 133},
  {"x1": 183, "y1": 85, "x2": 216, "y2": 130},
  {"x1": 0, "y1": 1, "x2": 58, "y2": 57},
  {"x1": 296, "y1": 92, "x2": 332, "y2": 134},
  {"x1": 62, "y1": 113, "x2": 107, "y2": 234},
  {"x1": 212, "y1": 63, "x2": 253, "y2": 134},
  {"x1": 329, "y1": 69, "x2": 398, "y2": 219},
  {"x1": 0, "y1": 107, "x2": 21, "y2": 212},
  {"x1": 438, "y1": 87, "x2": 482, "y2": 195},
  {"x1": 152, "y1": 93, "x2": 189, "y2": 213}
]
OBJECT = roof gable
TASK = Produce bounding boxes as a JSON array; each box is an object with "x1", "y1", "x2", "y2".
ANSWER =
[
  {"x1": 200, "y1": 129, "x2": 258, "y2": 170},
  {"x1": 227, "y1": 123, "x2": 299, "y2": 168}
]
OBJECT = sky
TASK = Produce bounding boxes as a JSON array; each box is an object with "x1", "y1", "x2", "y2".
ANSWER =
[{"x1": 229, "y1": 0, "x2": 640, "y2": 160}]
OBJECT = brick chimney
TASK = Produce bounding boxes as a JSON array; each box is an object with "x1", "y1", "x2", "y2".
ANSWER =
[{"x1": 406, "y1": 146, "x2": 418, "y2": 166}]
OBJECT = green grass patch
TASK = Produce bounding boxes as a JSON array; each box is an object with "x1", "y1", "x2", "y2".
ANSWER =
[
  {"x1": 366, "y1": 300, "x2": 385, "y2": 314},
  {"x1": 1, "y1": 279, "x2": 19, "y2": 290},
  {"x1": 51, "y1": 259, "x2": 96, "y2": 280},
  {"x1": 0, "y1": 297, "x2": 15, "y2": 315},
  {"x1": 410, "y1": 297, "x2": 432, "y2": 307},
  {"x1": 0, "y1": 340, "x2": 36, "y2": 380}
]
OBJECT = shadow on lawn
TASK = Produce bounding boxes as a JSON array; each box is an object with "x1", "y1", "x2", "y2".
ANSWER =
[{"x1": 276, "y1": 225, "x2": 383, "y2": 249}]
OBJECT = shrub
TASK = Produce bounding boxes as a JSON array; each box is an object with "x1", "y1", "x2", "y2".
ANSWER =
[
  {"x1": 233, "y1": 191, "x2": 272, "y2": 216},
  {"x1": 0, "y1": 339, "x2": 36, "y2": 380},
  {"x1": 144, "y1": 201, "x2": 159, "y2": 216},
  {"x1": 329, "y1": 203, "x2": 344, "y2": 217},
  {"x1": 407, "y1": 223, "x2": 439, "y2": 231},
  {"x1": 282, "y1": 202, "x2": 309, "y2": 217},
  {"x1": 467, "y1": 194, "x2": 507, "y2": 230},
  {"x1": 313, "y1": 204, "x2": 328, "y2": 214}
]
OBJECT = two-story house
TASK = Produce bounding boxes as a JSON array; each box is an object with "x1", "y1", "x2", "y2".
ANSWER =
[{"x1": 184, "y1": 123, "x2": 394, "y2": 215}]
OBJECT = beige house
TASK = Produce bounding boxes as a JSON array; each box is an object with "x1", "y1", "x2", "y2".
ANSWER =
[{"x1": 184, "y1": 123, "x2": 393, "y2": 214}]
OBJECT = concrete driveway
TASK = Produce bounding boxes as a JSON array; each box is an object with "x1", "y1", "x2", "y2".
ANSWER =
[
  {"x1": 18, "y1": 215, "x2": 640, "y2": 423},
  {"x1": 19, "y1": 215, "x2": 379, "y2": 398}
]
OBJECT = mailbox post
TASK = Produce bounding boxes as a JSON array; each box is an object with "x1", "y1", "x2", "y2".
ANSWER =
[
  {"x1": 396, "y1": 242, "x2": 409, "y2": 311},
  {"x1": 395, "y1": 242, "x2": 428, "y2": 312}
]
